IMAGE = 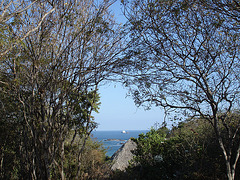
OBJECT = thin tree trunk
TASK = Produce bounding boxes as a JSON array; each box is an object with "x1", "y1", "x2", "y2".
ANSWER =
[
  {"x1": 218, "y1": 137, "x2": 236, "y2": 180},
  {"x1": 0, "y1": 150, "x2": 4, "y2": 178},
  {"x1": 60, "y1": 141, "x2": 65, "y2": 180},
  {"x1": 226, "y1": 159, "x2": 234, "y2": 180}
]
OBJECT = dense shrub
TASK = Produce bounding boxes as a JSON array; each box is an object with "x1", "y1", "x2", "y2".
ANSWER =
[{"x1": 123, "y1": 119, "x2": 240, "y2": 180}]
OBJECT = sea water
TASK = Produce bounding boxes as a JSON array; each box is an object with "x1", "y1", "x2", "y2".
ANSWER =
[{"x1": 91, "y1": 130, "x2": 149, "y2": 157}]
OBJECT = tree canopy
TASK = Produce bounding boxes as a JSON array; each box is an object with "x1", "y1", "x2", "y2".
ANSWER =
[
  {"x1": 0, "y1": 0, "x2": 124, "y2": 179},
  {"x1": 121, "y1": 0, "x2": 240, "y2": 179}
]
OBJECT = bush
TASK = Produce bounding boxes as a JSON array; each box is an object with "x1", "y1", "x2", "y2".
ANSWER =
[
  {"x1": 125, "y1": 120, "x2": 240, "y2": 180},
  {"x1": 51, "y1": 135, "x2": 112, "y2": 179}
]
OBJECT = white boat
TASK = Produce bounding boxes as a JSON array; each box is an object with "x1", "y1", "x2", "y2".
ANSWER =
[{"x1": 121, "y1": 130, "x2": 127, "y2": 134}]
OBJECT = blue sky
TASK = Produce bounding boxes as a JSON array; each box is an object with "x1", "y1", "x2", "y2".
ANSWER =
[
  {"x1": 93, "y1": 1, "x2": 165, "y2": 131},
  {"x1": 94, "y1": 83, "x2": 164, "y2": 130}
]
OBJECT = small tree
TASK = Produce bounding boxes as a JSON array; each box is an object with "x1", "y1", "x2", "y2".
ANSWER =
[{"x1": 122, "y1": 0, "x2": 240, "y2": 179}]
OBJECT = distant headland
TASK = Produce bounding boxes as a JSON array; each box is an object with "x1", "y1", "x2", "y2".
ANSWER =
[{"x1": 104, "y1": 139, "x2": 126, "y2": 142}]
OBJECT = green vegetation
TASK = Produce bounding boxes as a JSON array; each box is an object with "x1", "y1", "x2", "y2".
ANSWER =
[
  {"x1": 113, "y1": 115, "x2": 240, "y2": 179},
  {"x1": 121, "y1": 0, "x2": 240, "y2": 179},
  {"x1": 51, "y1": 136, "x2": 111, "y2": 179},
  {"x1": 1, "y1": 0, "x2": 240, "y2": 179},
  {"x1": 0, "y1": 0, "x2": 122, "y2": 179}
]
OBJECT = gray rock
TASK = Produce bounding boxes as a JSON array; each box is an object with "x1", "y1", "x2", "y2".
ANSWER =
[{"x1": 111, "y1": 139, "x2": 137, "y2": 171}]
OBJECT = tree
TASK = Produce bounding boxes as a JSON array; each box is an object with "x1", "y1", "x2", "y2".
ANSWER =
[
  {"x1": 121, "y1": 0, "x2": 240, "y2": 179},
  {"x1": 0, "y1": 0, "x2": 123, "y2": 178},
  {"x1": 53, "y1": 133, "x2": 110, "y2": 179},
  {"x1": 200, "y1": 0, "x2": 240, "y2": 23},
  {"x1": 0, "y1": 0, "x2": 56, "y2": 57}
]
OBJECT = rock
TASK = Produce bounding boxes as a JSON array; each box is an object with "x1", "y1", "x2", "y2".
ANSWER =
[{"x1": 111, "y1": 139, "x2": 137, "y2": 171}]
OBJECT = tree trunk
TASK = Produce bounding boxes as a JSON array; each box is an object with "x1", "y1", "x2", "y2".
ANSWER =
[
  {"x1": 218, "y1": 138, "x2": 236, "y2": 180},
  {"x1": 60, "y1": 141, "x2": 65, "y2": 180},
  {"x1": 226, "y1": 160, "x2": 235, "y2": 180},
  {"x1": 215, "y1": 129, "x2": 235, "y2": 180}
]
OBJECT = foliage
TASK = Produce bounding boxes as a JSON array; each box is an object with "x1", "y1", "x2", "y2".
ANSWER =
[
  {"x1": 131, "y1": 128, "x2": 167, "y2": 167},
  {"x1": 51, "y1": 135, "x2": 111, "y2": 179},
  {"x1": 121, "y1": 0, "x2": 240, "y2": 179},
  {"x1": 0, "y1": 0, "x2": 56, "y2": 57},
  {"x1": 0, "y1": 88, "x2": 101, "y2": 179},
  {"x1": 0, "y1": 0, "x2": 123, "y2": 179},
  {"x1": 123, "y1": 116, "x2": 240, "y2": 180}
]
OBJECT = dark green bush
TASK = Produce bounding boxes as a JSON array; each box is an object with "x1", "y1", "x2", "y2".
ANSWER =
[{"x1": 123, "y1": 120, "x2": 240, "y2": 180}]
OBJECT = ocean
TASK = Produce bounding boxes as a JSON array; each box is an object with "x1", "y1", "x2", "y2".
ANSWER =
[{"x1": 91, "y1": 130, "x2": 149, "y2": 157}]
